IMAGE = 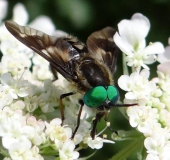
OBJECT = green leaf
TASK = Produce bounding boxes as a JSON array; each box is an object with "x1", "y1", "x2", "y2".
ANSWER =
[
  {"x1": 111, "y1": 130, "x2": 142, "y2": 141},
  {"x1": 43, "y1": 155, "x2": 58, "y2": 160},
  {"x1": 109, "y1": 138, "x2": 144, "y2": 160}
]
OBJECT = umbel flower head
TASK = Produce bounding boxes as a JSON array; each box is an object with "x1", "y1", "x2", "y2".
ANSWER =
[
  {"x1": 0, "y1": 1, "x2": 169, "y2": 159},
  {"x1": 112, "y1": 13, "x2": 170, "y2": 160}
]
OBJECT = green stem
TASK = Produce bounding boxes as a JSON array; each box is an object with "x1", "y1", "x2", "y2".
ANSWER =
[{"x1": 109, "y1": 138, "x2": 144, "y2": 160}]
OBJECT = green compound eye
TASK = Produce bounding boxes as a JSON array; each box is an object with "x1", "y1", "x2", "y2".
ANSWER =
[
  {"x1": 83, "y1": 86, "x2": 107, "y2": 108},
  {"x1": 107, "y1": 86, "x2": 119, "y2": 104}
]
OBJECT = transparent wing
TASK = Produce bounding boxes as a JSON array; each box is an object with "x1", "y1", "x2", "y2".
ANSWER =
[
  {"x1": 87, "y1": 27, "x2": 120, "y2": 74},
  {"x1": 5, "y1": 20, "x2": 88, "y2": 81}
]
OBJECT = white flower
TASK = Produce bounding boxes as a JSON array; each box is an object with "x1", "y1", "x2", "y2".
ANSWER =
[
  {"x1": 24, "y1": 94, "x2": 39, "y2": 113},
  {"x1": 0, "y1": 107, "x2": 45, "y2": 158},
  {"x1": 32, "y1": 65, "x2": 53, "y2": 81},
  {"x1": 83, "y1": 132, "x2": 114, "y2": 149},
  {"x1": 127, "y1": 106, "x2": 159, "y2": 134},
  {"x1": 144, "y1": 129, "x2": 170, "y2": 160},
  {"x1": 22, "y1": 116, "x2": 45, "y2": 145},
  {"x1": 114, "y1": 13, "x2": 164, "y2": 70},
  {"x1": 2, "y1": 3, "x2": 169, "y2": 159},
  {"x1": 45, "y1": 118, "x2": 72, "y2": 149},
  {"x1": 59, "y1": 139, "x2": 79, "y2": 160},
  {"x1": 25, "y1": 116, "x2": 45, "y2": 146},
  {"x1": 118, "y1": 69, "x2": 156, "y2": 101},
  {"x1": 7, "y1": 137, "x2": 32, "y2": 160},
  {"x1": 0, "y1": 107, "x2": 24, "y2": 124},
  {"x1": 0, "y1": 72, "x2": 29, "y2": 99},
  {"x1": 0, "y1": 118, "x2": 34, "y2": 144},
  {"x1": 30, "y1": 146, "x2": 44, "y2": 160},
  {"x1": 1, "y1": 54, "x2": 31, "y2": 76},
  {"x1": 27, "y1": 117, "x2": 45, "y2": 135},
  {"x1": 10, "y1": 100, "x2": 25, "y2": 111},
  {"x1": 2, "y1": 135, "x2": 30, "y2": 149},
  {"x1": 4, "y1": 136, "x2": 44, "y2": 160}
]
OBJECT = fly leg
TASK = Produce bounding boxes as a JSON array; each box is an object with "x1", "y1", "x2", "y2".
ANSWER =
[
  {"x1": 71, "y1": 99, "x2": 84, "y2": 139},
  {"x1": 50, "y1": 64, "x2": 58, "y2": 81},
  {"x1": 112, "y1": 103, "x2": 138, "y2": 107},
  {"x1": 104, "y1": 111, "x2": 118, "y2": 135},
  {"x1": 90, "y1": 113, "x2": 103, "y2": 139},
  {"x1": 60, "y1": 92, "x2": 75, "y2": 124},
  {"x1": 105, "y1": 103, "x2": 138, "y2": 134}
]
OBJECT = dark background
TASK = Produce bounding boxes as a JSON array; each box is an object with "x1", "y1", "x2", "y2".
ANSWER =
[{"x1": 4, "y1": 0, "x2": 170, "y2": 159}]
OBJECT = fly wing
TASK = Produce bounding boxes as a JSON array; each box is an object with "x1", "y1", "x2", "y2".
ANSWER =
[
  {"x1": 86, "y1": 27, "x2": 120, "y2": 74},
  {"x1": 5, "y1": 20, "x2": 88, "y2": 81}
]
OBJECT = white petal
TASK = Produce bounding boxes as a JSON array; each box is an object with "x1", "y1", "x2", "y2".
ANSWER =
[
  {"x1": 50, "y1": 118, "x2": 62, "y2": 126},
  {"x1": 131, "y1": 13, "x2": 150, "y2": 38},
  {"x1": 129, "y1": 114, "x2": 139, "y2": 127},
  {"x1": 0, "y1": 0, "x2": 8, "y2": 22},
  {"x1": 72, "y1": 151, "x2": 79, "y2": 159},
  {"x1": 102, "y1": 139, "x2": 115, "y2": 144},
  {"x1": 142, "y1": 42, "x2": 164, "y2": 55},
  {"x1": 17, "y1": 88, "x2": 29, "y2": 97},
  {"x1": 113, "y1": 32, "x2": 133, "y2": 54},
  {"x1": 2, "y1": 136, "x2": 16, "y2": 149},
  {"x1": 144, "y1": 137, "x2": 157, "y2": 154},
  {"x1": 88, "y1": 137, "x2": 103, "y2": 149},
  {"x1": 118, "y1": 75, "x2": 131, "y2": 91},
  {"x1": 157, "y1": 61, "x2": 170, "y2": 75},
  {"x1": 13, "y1": 3, "x2": 28, "y2": 25},
  {"x1": 125, "y1": 92, "x2": 136, "y2": 99},
  {"x1": 117, "y1": 13, "x2": 150, "y2": 49},
  {"x1": 22, "y1": 126, "x2": 35, "y2": 139},
  {"x1": 141, "y1": 63, "x2": 150, "y2": 70},
  {"x1": 144, "y1": 55, "x2": 155, "y2": 64},
  {"x1": 140, "y1": 69, "x2": 150, "y2": 79},
  {"x1": 0, "y1": 72, "x2": 12, "y2": 85},
  {"x1": 0, "y1": 99, "x2": 6, "y2": 109},
  {"x1": 53, "y1": 30, "x2": 68, "y2": 37},
  {"x1": 29, "y1": 16, "x2": 55, "y2": 35},
  {"x1": 157, "y1": 46, "x2": 170, "y2": 63},
  {"x1": 40, "y1": 103, "x2": 49, "y2": 113},
  {"x1": 117, "y1": 20, "x2": 139, "y2": 50},
  {"x1": 62, "y1": 139, "x2": 75, "y2": 151}
]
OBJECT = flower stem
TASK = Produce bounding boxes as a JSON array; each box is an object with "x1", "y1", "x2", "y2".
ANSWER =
[{"x1": 122, "y1": 53, "x2": 129, "y2": 75}]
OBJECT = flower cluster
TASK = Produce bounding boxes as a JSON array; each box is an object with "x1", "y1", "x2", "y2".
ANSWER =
[
  {"x1": 113, "y1": 13, "x2": 170, "y2": 160},
  {"x1": 114, "y1": 13, "x2": 164, "y2": 72},
  {"x1": 0, "y1": 1, "x2": 170, "y2": 160},
  {"x1": 0, "y1": 2, "x2": 114, "y2": 160}
]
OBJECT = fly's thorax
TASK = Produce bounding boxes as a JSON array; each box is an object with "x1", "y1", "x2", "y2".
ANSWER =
[{"x1": 75, "y1": 56, "x2": 113, "y2": 90}]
